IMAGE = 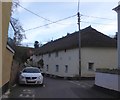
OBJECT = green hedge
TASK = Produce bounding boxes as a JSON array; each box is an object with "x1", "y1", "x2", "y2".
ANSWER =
[{"x1": 96, "y1": 68, "x2": 120, "y2": 75}]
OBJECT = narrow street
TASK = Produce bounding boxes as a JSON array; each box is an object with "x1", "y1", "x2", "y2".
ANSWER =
[{"x1": 2, "y1": 76, "x2": 116, "y2": 99}]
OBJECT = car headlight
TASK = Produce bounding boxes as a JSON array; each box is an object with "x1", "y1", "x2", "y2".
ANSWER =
[
  {"x1": 20, "y1": 75, "x2": 25, "y2": 79},
  {"x1": 38, "y1": 76, "x2": 42, "y2": 79}
]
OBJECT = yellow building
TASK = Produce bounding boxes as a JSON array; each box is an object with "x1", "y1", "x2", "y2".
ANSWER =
[{"x1": 0, "y1": 1, "x2": 14, "y2": 95}]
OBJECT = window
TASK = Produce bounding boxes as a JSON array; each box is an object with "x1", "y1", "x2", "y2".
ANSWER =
[
  {"x1": 46, "y1": 65, "x2": 49, "y2": 71},
  {"x1": 88, "y1": 62, "x2": 94, "y2": 71},
  {"x1": 23, "y1": 68, "x2": 40, "y2": 73},
  {"x1": 48, "y1": 53, "x2": 51, "y2": 57},
  {"x1": 56, "y1": 65, "x2": 59, "y2": 72},
  {"x1": 64, "y1": 49, "x2": 67, "y2": 52},
  {"x1": 65, "y1": 65, "x2": 68, "y2": 73},
  {"x1": 55, "y1": 51, "x2": 59, "y2": 57},
  {"x1": 68, "y1": 57, "x2": 71, "y2": 60}
]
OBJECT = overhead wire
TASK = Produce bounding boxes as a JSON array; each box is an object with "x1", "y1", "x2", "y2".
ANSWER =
[
  {"x1": 16, "y1": 3, "x2": 53, "y2": 22},
  {"x1": 24, "y1": 14, "x2": 77, "y2": 32},
  {"x1": 80, "y1": 14, "x2": 115, "y2": 20},
  {"x1": 24, "y1": 15, "x2": 115, "y2": 32},
  {"x1": 81, "y1": 20, "x2": 115, "y2": 26},
  {"x1": 16, "y1": 3, "x2": 68, "y2": 25},
  {"x1": 14, "y1": 2, "x2": 116, "y2": 32}
]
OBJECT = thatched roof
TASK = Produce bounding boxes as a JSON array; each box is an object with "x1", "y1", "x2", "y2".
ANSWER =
[{"x1": 35, "y1": 26, "x2": 117, "y2": 55}]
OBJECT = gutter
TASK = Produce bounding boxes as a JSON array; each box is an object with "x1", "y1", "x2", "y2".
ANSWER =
[{"x1": 6, "y1": 45, "x2": 15, "y2": 54}]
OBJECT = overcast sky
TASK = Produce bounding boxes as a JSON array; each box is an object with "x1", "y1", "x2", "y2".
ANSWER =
[{"x1": 9, "y1": 0, "x2": 119, "y2": 47}]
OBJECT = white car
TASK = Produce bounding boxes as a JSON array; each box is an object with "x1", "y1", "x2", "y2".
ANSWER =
[{"x1": 19, "y1": 67, "x2": 44, "y2": 85}]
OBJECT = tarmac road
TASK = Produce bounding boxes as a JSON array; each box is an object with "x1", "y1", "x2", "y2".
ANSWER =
[{"x1": 2, "y1": 76, "x2": 117, "y2": 99}]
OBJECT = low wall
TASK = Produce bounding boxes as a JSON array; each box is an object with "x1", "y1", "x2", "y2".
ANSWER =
[{"x1": 95, "y1": 70, "x2": 120, "y2": 92}]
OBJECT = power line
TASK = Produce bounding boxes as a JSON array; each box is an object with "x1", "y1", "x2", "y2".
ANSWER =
[
  {"x1": 18, "y1": 2, "x2": 115, "y2": 22},
  {"x1": 16, "y1": 3, "x2": 67, "y2": 26},
  {"x1": 16, "y1": 3, "x2": 53, "y2": 22},
  {"x1": 81, "y1": 20, "x2": 115, "y2": 25},
  {"x1": 80, "y1": 14, "x2": 115, "y2": 20},
  {"x1": 18, "y1": 3, "x2": 115, "y2": 21},
  {"x1": 24, "y1": 14, "x2": 77, "y2": 32},
  {"x1": 15, "y1": 2, "x2": 116, "y2": 32},
  {"x1": 24, "y1": 15, "x2": 115, "y2": 32}
]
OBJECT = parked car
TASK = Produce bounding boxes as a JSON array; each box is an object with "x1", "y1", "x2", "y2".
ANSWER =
[{"x1": 19, "y1": 67, "x2": 44, "y2": 85}]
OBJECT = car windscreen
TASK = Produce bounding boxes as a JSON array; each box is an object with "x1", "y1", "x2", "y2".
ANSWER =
[{"x1": 22, "y1": 68, "x2": 40, "y2": 73}]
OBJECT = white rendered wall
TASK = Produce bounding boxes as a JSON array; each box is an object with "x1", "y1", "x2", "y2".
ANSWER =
[
  {"x1": 81, "y1": 48, "x2": 117, "y2": 77},
  {"x1": 95, "y1": 72, "x2": 120, "y2": 92},
  {"x1": 32, "y1": 47, "x2": 117, "y2": 77},
  {"x1": 43, "y1": 48, "x2": 79, "y2": 77}
]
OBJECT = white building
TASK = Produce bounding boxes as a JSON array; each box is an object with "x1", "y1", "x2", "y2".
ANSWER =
[{"x1": 32, "y1": 26, "x2": 117, "y2": 78}]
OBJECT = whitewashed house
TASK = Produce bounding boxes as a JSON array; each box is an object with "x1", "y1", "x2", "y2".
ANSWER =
[{"x1": 33, "y1": 26, "x2": 117, "y2": 78}]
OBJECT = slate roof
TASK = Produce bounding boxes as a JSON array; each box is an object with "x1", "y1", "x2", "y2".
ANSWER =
[{"x1": 35, "y1": 26, "x2": 117, "y2": 55}]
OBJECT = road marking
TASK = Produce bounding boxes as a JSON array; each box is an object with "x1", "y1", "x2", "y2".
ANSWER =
[
  {"x1": 23, "y1": 89, "x2": 27, "y2": 92},
  {"x1": 2, "y1": 89, "x2": 10, "y2": 98},
  {"x1": 19, "y1": 94, "x2": 35, "y2": 98},
  {"x1": 4, "y1": 89, "x2": 10, "y2": 95},
  {"x1": 25, "y1": 94, "x2": 30, "y2": 97},
  {"x1": 19, "y1": 89, "x2": 36, "y2": 98},
  {"x1": 81, "y1": 85, "x2": 86, "y2": 88},
  {"x1": 12, "y1": 84, "x2": 16, "y2": 87},
  {"x1": 77, "y1": 84, "x2": 80, "y2": 85},
  {"x1": 68, "y1": 81, "x2": 80, "y2": 86},
  {"x1": 82, "y1": 83, "x2": 93, "y2": 87},
  {"x1": 32, "y1": 94, "x2": 35, "y2": 98},
  {"x1": 68, "y1": 81, "x2": 93, "y2": 88},
  {"x1": 19, "y1": 94, "x2": 23, "y2": 97},
  {"x1": 27, "y1": 89, "x2": 31, "y2": 92},
  {"x1": 22, "y1": 89, "x2": 32, "y2": 93}
]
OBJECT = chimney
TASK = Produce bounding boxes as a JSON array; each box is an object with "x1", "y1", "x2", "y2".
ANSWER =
[{"x1": 67, "y1": 33, "x2": 70, "y2": 36}]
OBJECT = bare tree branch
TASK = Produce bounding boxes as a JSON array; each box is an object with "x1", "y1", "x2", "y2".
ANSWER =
[{"x1": 10, "y1": 0, "x2": 26, "y2": 45}]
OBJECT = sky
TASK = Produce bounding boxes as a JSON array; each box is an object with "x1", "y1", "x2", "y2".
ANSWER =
[{"x1": 9, "y1": 0, "x2": 120, "y2": 47}]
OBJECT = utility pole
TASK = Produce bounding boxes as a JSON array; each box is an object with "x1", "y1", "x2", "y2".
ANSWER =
[{"x1": 77, "y1": 0, "x2": 81, "y2": 77}]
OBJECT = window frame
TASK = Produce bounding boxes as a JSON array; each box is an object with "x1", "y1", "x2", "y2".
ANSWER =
[
  {"x1": 55, "y1": 51, "x2": 59, "y2": 57},
  {"x1": 46, "y1": 65, "x2": 49, "y2": 71},
  {"x1": 88, "y1": 62, "x2": 94, "y2": 71},
  {"x1": 56, "y1": 65, "x2": 59, "y2": 72},
  {"x1": 65, "y1": 65, "x2": 68, "y2": 73}
]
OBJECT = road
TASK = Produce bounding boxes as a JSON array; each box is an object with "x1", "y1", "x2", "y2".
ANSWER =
[{"x1": 2, "y1": 76, "x2": 116, "y2": 99}]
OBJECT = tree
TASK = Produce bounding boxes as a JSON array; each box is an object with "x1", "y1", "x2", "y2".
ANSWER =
[
  {"x1": 10, "y1": 0, "x2": 26, "y2": 45},
  {"x1": 11, "y1": 0, "x2": 19, "y2": 14},
  {"x1": 34, "y1": 41, "x2": 39, "y2": 48}
]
